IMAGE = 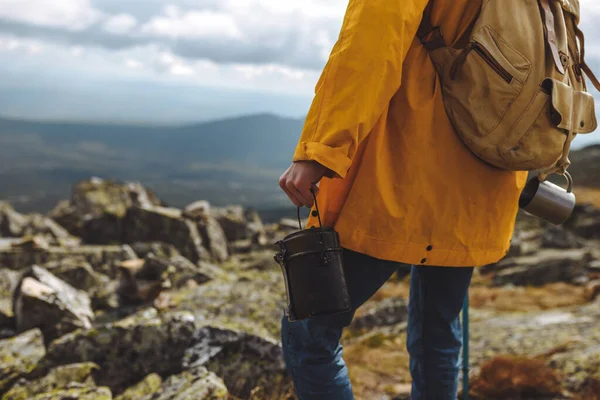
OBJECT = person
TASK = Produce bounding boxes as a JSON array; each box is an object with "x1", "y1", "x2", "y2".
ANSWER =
[{"x1": 278, "y1": 0, "x2": 528, "y2": 399}]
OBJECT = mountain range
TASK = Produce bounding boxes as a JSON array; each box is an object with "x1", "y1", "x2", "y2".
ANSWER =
[{"x1": 0, "y1": 114, "x2": 598, "y2": 216}]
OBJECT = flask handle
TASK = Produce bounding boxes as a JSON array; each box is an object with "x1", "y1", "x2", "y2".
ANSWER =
[{"x1": 296, "y1": 187, "x2": 323, "y2": 230}]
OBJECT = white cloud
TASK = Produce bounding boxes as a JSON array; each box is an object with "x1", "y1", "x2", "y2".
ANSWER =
[
  {"x1": 0, "y1": 35, "x2": 44, "y2": 55},
  {"x1": 125, "y1": 59, "x2": 143, "y2": 69},
  {"x1": 141, "y1": 6, "x2": 242, "y2": 39},
  {"x1": 103, "y1": 13, "x2": 137, "y2": 34},
  {"x1": 0, "y1": 0, "x2": 102, "y2": 30}
]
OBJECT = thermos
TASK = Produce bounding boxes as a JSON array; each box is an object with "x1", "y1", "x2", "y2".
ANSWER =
[{"x1": 274, "y1": 191, "x2": 351, "y2": 322}]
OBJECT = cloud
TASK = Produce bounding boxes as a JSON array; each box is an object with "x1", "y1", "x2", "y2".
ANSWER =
[
  {"x1": 103, "y1": 14, "x2": 137, "y2": 34},
  {"x1": 140, "y1": 6, "x2": 241, "y2": 39},
  {"x1": 0, "y1": 0, "x2": 102, "y2": 30},
  {"x1": 0, "y1": 0, "x2": 345, "y2": 72}
]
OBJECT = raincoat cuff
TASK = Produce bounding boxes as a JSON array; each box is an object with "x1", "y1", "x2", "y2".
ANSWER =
[{"x1": 293, "y1": 142, "x2": 352, "y2": 179}]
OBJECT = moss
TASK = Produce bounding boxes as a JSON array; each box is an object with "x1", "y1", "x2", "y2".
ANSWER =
[
  {"x1": 115, "y1": 373, "x2": 162, "y2": 400},
  {"x1": 3, "y1": 362, "x2": 101, "y2": 399}
]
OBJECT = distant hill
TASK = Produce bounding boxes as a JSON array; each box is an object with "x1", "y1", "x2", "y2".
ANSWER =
[
  {"x1": 0, "y1": 115, "x2": 598, "y2": 215},
  {"x1": 0, "y1": 114, "x2": 304, "y2": 213}
]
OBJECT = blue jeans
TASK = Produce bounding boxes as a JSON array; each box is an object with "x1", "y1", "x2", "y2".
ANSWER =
[{"x1": 281, "y1": 248, "x2": 474, "y2": 400}]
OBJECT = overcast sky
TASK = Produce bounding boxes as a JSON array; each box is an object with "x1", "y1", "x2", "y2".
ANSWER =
[{"x1": 0, "y1": 0, "x2": 599, "y2": 140}]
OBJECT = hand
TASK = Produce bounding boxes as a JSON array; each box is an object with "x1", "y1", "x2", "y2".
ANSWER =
[{"x1": 279, "y1": 161, "x2": 331, "y2": 207}]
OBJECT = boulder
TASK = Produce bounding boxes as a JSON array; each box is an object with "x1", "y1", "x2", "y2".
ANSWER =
[
  {"x1": 182, "y1": 201, "x2": 211, "y2": 220},
  {"x1": 130, "y1": 242, "x2": 180, "y2": 260},
  {"x1": 211, "y1": 206, "x2": 267, "y2": 246},
  {"x1": 142, "y1": 367, "x2": 228, "y2": 400},
  {"x1": 0, "y1": 244, "x2": 137, "y2": 279},
  {"x1": 49, "y1": 178, "x2": 162, "y2": 237},
  {"x1": 122, "y1": 207, "x2": 210, "y2": 264},
  {"x1": 0, "y1": 202, "x2": 28, "y2": 237},
  {"x1": 350, "y1": 298, "x2": 408, "y2": 332},
  {"x1": 117, "y1": 255, "x2": 222, "y2": 306},
  {"x1": 22, "y1": 214, "x2": 73, "y2": 242},
  {"x1": 0, "y1": 328, "x2": 45, "y2": 393},
  {"x1": 183, "y1": 201, "x2": 229, "y2": 262},
  {"x1": 0, "y1": 269, "x2": 22, "y2": 337},
  {"x1": 42, "y1": 257, "x2": 108, "y2": 294},
  {"x1": 491, "y1": 249, "x2": 589, "y2": 287},
  {"x1": 35, "y1": 308, "x2": 196, "y2": 394},
  {"x1": 211, "y1": 206, "x2": 250, "y2": 242},
  {"x1": 2, "y1": 362, "x2": 108, "y2": 399},
  {"x1": 13, "y1": 266, "x2": 94, "y2": 345},
  {"x1": 12, "y1": 386, "x2": 113, "y2": 399},
  {"x1": 565, "y1": 204, "x2": 600, "y2": 239},
  {"x1": 541, "y1": 226, "x2": 586, "y2": 249},
  {"x1": 196, "y1": 217, "x2": 229, "y2": 263},
  {"x1": 115, "y1": 374, "x2": 162, "y2": 400},
  {"x1": 81, "y1": 212, "x2": 124, "y2": 245},
  {"x1": 182, "y1": 326, "x2": 288, "y2": 399},
  {"x1": 169, "y1": 274, "x2": 284, "y2": 341}
]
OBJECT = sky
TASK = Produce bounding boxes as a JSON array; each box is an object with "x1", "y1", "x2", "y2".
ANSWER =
[{"x1": 0, "y1": 0, "x2": 599, "y2": 146}]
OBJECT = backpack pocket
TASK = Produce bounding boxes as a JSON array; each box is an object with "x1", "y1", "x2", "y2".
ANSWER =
[
  {"x1": 499, "y1": 78, "x2": 597, "y2": 170},
  {"x1": 444, "y1": 26, "x2": 532, "y2": 138}
]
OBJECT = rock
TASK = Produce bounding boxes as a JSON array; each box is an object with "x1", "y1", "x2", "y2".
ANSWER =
[
  {"x1": 130, "y1": 242, "x2": 180, "y2": 260},
  {"x1": 468, "y1": 302, "x2": 600, "y2": 393},
  {"x1": 143, "y1": 367, "x2": 228, "y2": 400},
  {"x1": 541, "y1": 226, "x2": 586, "y2": 249},
  {"x1": 196, "y1": 217, "x2": 229, "y2": 263},
  {"x1": 115, "y1": 373, "x2": 162, "y2": 400},
  {"x1": 40, "y1": 257, "x2": 116, "y2": 311},
  {"x1": 0, "y1": 202, "x2": 28, "y2": 237},
  {"x1": 82, "y1": 212, "x2": 124, "y2": 245},
  {"x1": 0, "y1": 244, "x2": 136, "y2": 278},
  {"x1": 350, "y1": 298, "x2": 408, "y2": 331},
  {"x1": 3, "y1": 362, "x2": 104, "y2": 399},
  {"x1": 13, "y1": 266, "x2": 94, "y2": 344},
  {"x1": 182, "y1": 326, "x2": 288, "y2": 399},
  {"x1": 491, "y1": 249, "x2": 589, "y2": 287},
  {"x1": 182, "y1": 201, "x2": 211, "y2": 220},
  {"x1": 183, "y1": 202, "x2": 229, "y2": 262},
  {"x1": 49, "y1": 178, "x2": 162, "y2": 237},
  {"x1": 117, "y1": 255, "x2": 221, "y2": 306},
  {"x1": 549, "y1": 343, "x2": 600, "y2": 392},
  {"x1": 585, "y1": 280, "x2": 600, "y2": 301},
  {"x1": 116, "y1": 258, "x2": 170, "y2": 305},
  {"x1": 42, "y1": 257, "x2": 107, "y2": 294},
  {"x1": 122, "y1": 206, "x2": 210, "y2": 264},
  {"x1": 22, "y1": 214, "x2": 73, "y2": 242},
  {"x1": 565, "y1": 204, "x2": 600, "y2": 239},
  {"x1": 0, "y1": 269, "x2": 21, "y2": 336},
  {"x1": 211, "y1": 206, "x2": 251, "y2": 242},
  {"x1": 36, "y1": 309, "x2": 196, "y2": 394},
  {"x1": 0, "y1": 328, "x2": 45, "y2": 393},
  {"x1": 15, "y1": 386, "x2": 113, "y2": 399},
  {"x1": 278, "y1": 218, "x2": 303, "y2": 231},
  {"x1": 169, "y1": 273, "x2": 284, "y2": 341}
]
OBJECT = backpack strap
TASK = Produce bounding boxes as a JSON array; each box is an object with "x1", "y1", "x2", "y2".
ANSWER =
[
  {"x1": 417, "y1": 0, "x2": 445, "y2": 50},
  {"x1": 574, "y1": 27, "x2": 600, "y2": 91},
  {"x1": 539, "y1": 0, "x2": 566, "y2": 75}
]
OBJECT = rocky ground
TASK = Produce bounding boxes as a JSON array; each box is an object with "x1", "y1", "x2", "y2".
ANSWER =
[{"x1": 1, "y1": 178, "x2": 600, "y2": 400}]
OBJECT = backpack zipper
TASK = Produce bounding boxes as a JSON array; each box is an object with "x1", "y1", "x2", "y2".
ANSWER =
[{"x1": 471, "y1": 41, "x2": 514, "y2": 84}]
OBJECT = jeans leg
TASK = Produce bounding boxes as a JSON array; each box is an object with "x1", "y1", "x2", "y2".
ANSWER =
[
  {"x1": 406, "y1": 265, "x2": 474, "y2": 400},
  {"x1": 281, "y1": 249, "x2": 398, "y2": 400}
]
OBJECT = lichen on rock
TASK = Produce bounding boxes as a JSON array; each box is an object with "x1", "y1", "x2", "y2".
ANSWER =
[{"x1": 0, "y1": 328, "x2": 45, "y2": 394}]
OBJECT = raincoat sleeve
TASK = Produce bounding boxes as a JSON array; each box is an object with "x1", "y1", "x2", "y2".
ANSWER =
[{"x1": 292, "y1": 0, "x2": 430, "y2": 178}]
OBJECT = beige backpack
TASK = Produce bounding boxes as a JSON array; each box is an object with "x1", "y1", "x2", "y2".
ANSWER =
[{"x1": 418, "y1": 0, "x2": 600, "y2": 181}]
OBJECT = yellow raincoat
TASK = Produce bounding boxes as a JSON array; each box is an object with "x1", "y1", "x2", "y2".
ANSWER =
[{"x1": 293, "y1": 0, "x2": 529, "y2": 267}]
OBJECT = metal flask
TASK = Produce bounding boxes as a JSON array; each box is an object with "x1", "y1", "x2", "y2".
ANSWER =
[
  {"x1": 274, "y1": 193, "x2": 351, "y2": 322},
  {"x1": 519, "y1": 171, "x2": 577, "y2": 225}
]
